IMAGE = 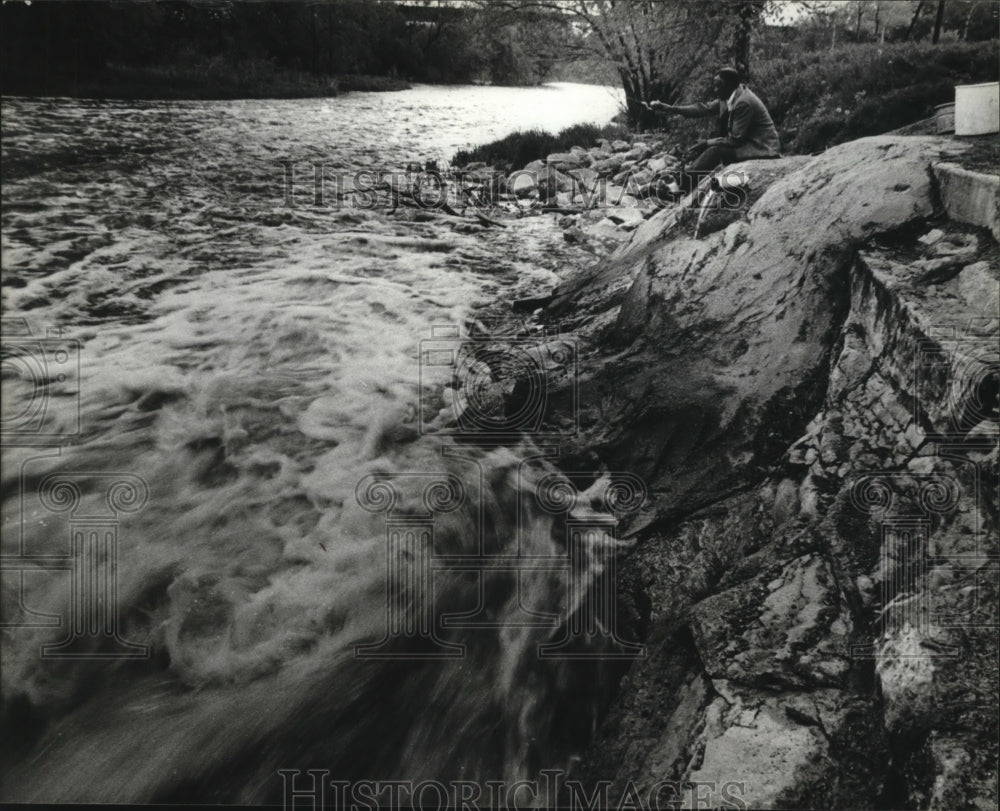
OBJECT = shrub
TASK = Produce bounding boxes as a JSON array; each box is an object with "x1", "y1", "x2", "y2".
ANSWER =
[
  {"x1": 754, "y1": 39, "x2": 998, "y2": 153},
  {"x1": 453, "y1": 121, "x2": 630, "y2": 168},
  {"x1": 336, "y1": 74, "x2": 411, "y2": 92}
]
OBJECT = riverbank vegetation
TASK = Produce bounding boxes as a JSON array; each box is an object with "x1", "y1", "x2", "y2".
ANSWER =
[
  {"x1": 455, "y1": 34, "x2": 998, "y2": 167},
  {"x1": 654, "y1": 37, "x2": 998, "y2": 156},
  {"x1": 453, "y1": 123, "x2": 631, "y2": 171},
  {"x1": 0, "y1": 0, "x2": 568, "y2": 98},
  {"x1": 1, "y1": 0, "x2": 996, "y2": 122}
]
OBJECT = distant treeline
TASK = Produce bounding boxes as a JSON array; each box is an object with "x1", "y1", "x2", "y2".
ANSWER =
[
  {"x1": 0, "y1": 0, "x2": 572, "y2": 97},
  {"x1": 1, "y1": 0, "x2": 996, "y2": 103}
]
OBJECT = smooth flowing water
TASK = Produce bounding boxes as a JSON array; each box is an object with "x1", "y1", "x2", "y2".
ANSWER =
[{"x1": 0, "y1": 83, "x2": 637, "y2": 804}]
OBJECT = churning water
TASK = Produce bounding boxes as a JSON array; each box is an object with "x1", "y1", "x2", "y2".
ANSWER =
[{"x1": 0, "y1": 82, "x2": 635, "y2": 804}]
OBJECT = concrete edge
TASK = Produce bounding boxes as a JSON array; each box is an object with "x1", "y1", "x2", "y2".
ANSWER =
[{"x1": 932, "y1": 161, "x2": 1000, "y2": 242}]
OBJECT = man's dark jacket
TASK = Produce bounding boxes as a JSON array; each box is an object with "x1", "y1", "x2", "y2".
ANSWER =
[{"x1": 674, "y1": 85, "x2": 781, "y2": 159}]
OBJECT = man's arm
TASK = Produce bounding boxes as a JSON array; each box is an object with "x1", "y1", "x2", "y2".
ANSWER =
[{"x1": 650, "y1": 100, "x2": 720, "y2": 118}]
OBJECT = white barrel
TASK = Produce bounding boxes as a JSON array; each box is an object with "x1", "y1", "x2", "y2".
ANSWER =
[{"x1": 954, "y1": 82, "x2": 999, "y2": 136}]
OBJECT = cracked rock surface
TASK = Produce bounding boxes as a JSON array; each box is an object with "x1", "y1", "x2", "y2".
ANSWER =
[{"x1": 517, "y1": 136, "x2": 997, "y2": 809}]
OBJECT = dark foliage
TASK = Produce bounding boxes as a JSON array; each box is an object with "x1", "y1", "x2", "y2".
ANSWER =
[
  {"x1": 453, "y1": 122, "x2": 631, "y2": 169},
  {"x1": 0, "y1": 0, "x2": 564, "y2": 98}
]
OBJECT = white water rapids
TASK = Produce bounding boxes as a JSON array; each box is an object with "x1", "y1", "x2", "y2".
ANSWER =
[{"x1": 0, "y1": 83, "x2": 636, "y2": 803}]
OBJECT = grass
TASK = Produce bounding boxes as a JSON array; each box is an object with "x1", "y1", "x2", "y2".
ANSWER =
[
  {"x1": 757, "y1": 39, "x2": 999, "y2": 153},
  {"x1": 453, "y1": 122, "x2": 631, "y2": 169}
]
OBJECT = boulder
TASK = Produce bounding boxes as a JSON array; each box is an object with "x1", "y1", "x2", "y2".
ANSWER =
[
  {"x1": 567, "y1": 167, "x2": 599, "y2": 190},
  {"x1": 957, "y1": 260, "x2": 999, "y2": 313},
  {"x1": 629, "y1": 168, "x2": 654, "y2": 186},
  {"x1": 508, "y1": 171, "x2": 537, "y2": 198},
  {"x1": 647, "y1": 156, "x2": 677, "y2": 173},
  {"x1": 605, "y1": 208, "x2": 646, "y2": 230},
  {"x1": 611, "y1": 168, "x2": 632, "y2": 186},
  {"x1": 546, "y1": 151, "x2": 584, "y2": 169},
  {"x1": 593, "y1": 155, "x2": 625, "y2": 177},
  {"x1": 545, "y1": 136, "x2": 998, "y2": 811},
  {"x1": 537, "y1": 165, "x2": 575, "y2": 194},
  {"x1": 623, "y1": 144, "x2": 651, "y2": 161},
  {"x1": 539, "y1": 137, "x2": 979, "y2": 524},
  {"x1": 690, "y1": 553, "x2": 853, "y2": 689}
]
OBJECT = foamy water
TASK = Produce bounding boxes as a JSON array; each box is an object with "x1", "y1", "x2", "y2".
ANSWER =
[{"x1": 1, "y1": 83, "x2": 633, "y2": 802}]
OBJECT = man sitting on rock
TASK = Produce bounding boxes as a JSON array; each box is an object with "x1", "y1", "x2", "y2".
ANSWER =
[{"x1": 647, "y1": 67, "x2": 780, "y2": 183}]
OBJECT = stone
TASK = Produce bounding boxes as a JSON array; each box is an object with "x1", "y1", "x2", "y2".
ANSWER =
[
  {"x1": 957, "y1": 260, "x2": 999, "y2": 313},
  {"x1": 533, "y1": 137, "x2": 997, "y2": 808},
  {"x1": 539, "y1": 166, "x2": 575, "y2": 193},
  {"x1": 772, "y1": 477, "x2": 800, "y2": 524},
  {"x1": 508, "y1": 171, "x2": 537, "y2": 198},
  {"x1": 907, "y1": 455, "x2": 936, "y2": 474},
  {"x1": 546, "y1": 151, "x2": 583, "y2": 167},
  {"x1": 567, "y1": 167, "x2": 599, "y2": 191},
  {"x1": 876, "y1": 628, "x2": 941, "y2": 734},
  {"x1": 932, "y1": 232, "x2": 978, "y2": 257},
  {"x1": 630, "y1": 168, "x2": 654, "y2": 186},
  {"x1": 689, "y1": 554, "x2": 853, "y2": 689},
  {"x1": 593, "y1": 154, "x2": 626, "y2": 177},
  {"x1": 915, "y1": 255, "x2": 963, "y2": 276},
  {"x1": 605, "y1": 209, "x2": 646, "y2": 230},
  {"x1": 686, "y1": 703, "x2": 827, "y2": 809}
]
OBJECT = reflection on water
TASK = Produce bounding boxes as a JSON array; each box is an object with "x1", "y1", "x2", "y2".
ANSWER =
[{"x1": 0, "y1": 83, "x2": 633, "y2": 803}]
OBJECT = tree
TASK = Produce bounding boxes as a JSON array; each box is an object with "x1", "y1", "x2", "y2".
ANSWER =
[
  {"x1": 932, "y1": 0, "x2": 947, "y2": 41},
  {"x1": 485, "y1": 0, "x2": 760, "y2": 124},
  {"x1": 733, "y1": 1, "x2": 768, "y2": 79},
  {"x1": 904, "y1": 0, "x2": 928, "y2": 39}
]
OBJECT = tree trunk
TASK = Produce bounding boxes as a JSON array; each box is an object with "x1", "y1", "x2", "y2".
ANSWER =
[
  {"x1": 962, "y1": 0, "x2": 979, "y2": 40},
  {"x1": 904, "y1": 0, "x2": 926, "y2": 41},
  {"x1": 733, "y1": 2, "x2": 756, "y2": 80},
  {"x1": 932, "y1": 0, "x2": 946, "y2": 42}
]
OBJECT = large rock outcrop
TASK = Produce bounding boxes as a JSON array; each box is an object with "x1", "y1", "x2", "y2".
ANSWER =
[{"x1": 506, "y1": 136, "x2": 997, "y2": 808}]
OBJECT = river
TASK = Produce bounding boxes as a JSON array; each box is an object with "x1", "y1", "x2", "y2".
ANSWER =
[{"x1": 0, "y1": 82, "x2": 634, "y2": 804}]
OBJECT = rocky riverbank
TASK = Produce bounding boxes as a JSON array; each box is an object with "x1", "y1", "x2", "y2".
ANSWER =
[
  {"x1": 452, "y1": 134, "x2": 682, "y2": 241},
  {"x1": 482, "y1": 135, "x2": 999, "y2": 809},
  {"x1": 452, "y1": 133, "x2": 818, "y2": 264}
]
